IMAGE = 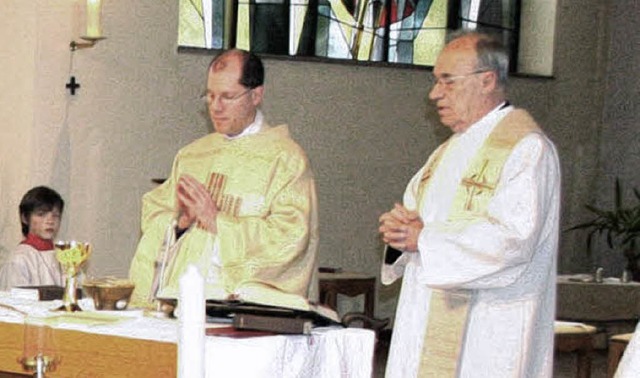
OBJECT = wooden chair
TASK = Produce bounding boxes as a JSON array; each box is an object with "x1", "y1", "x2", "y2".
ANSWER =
[
  {"x1": 318, "y1": 270, "x2": 377, "y2": 319},
  {"x1": 318, "y1": 269, "x2": 390, "y2": 356},
  {"x1": 607, "y1": 332, "x2": 634, "y2": 378},
  {"x1": 554, "y1": 321, "x2": 598, "y2": 378}
]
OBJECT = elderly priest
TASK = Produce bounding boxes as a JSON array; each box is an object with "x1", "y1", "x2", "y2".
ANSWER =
[{"x1": 378, "y1": 31, "x2": 561, "y2": 377}]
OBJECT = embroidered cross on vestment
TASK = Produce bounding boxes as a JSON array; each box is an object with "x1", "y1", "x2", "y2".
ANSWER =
[{"x1": 461, "y1": 160, "x2": 495, "y2": 211}]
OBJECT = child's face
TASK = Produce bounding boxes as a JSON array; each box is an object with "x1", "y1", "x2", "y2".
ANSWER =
[{"x1": 26, "y1": 208, "x2": 61, "y2": 240}]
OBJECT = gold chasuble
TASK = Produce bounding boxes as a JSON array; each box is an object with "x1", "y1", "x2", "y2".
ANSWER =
[
  {"x1": 416, "y1": 109, "x2": 540, "y2": 376},
  {"x1": 129, "y1": 124, "x2": 319, "y2": 310}
]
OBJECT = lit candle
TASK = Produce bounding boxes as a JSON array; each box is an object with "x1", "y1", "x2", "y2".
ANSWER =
[{"x1": 85, "y1": 0, "x2": 103, "y2": 38}]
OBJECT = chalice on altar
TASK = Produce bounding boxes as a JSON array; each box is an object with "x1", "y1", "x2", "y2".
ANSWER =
[{"x1": 55, "y1": 241, "x2": 91, "y2": 312}]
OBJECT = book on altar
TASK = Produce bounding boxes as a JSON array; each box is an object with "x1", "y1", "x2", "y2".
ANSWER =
[{"x1": 158, "y1": 282, "x2": 341, "y2": 327}]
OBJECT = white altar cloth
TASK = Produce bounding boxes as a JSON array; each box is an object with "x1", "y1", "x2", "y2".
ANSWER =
[{"x1": 0, "y1": 292, "x2": 375, "y2": 378}]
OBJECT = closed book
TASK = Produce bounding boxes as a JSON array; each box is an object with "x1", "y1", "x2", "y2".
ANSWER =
[{"x1": 233, "y1": 313, "x2": 313, "y2": 335}]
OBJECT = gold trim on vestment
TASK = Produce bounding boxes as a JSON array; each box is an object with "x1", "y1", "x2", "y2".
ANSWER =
[{"x1": 417, "y1": 109, "x2": 540, "y2": 376}]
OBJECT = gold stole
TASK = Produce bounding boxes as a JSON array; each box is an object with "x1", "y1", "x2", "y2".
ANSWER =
[
  {"x1": 151, "y1": 171, "x2": 244, "y2": 298},
  {"x1": 204, "y1": 172, "x2": 243, "y2": 218},
  {"x1": 417, "y1": 109, "x2": 540, "y2": 377}
]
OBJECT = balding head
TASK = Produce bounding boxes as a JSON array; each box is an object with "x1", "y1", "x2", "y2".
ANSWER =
[
  {"x1": 428, "y1": 31, "x2": 507, "y2": 133},
  {"x1": 209, "y1": 49, "x2": 264, "y2": 89},
  {"x1": 446, "y1": 31, "x2": 509, "y2": 91}
]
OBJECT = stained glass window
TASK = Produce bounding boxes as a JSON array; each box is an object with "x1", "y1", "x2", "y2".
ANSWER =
[
  {"x1": 178, "y1": 0, "x2": 521, "y2": 69},
  {"x1": 450, "y1": 0, "x2": 520, "y2": 70}
]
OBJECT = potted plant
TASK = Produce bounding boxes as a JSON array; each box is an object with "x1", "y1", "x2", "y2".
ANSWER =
[{"x1": 567, "y1": 178, "x2": 640, "y2": 281}]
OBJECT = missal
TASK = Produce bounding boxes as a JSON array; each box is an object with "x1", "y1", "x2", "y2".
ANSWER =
[{"x1": 157, "y1": 284, "x2": 341, "y2": 334}]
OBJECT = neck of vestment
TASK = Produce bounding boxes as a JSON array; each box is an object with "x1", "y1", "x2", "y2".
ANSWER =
[
  {"x1": 417, "y1": 107, "x2": 541, "y2": 220},
  {"x1": 224, "y1": 109, "x2": 264, "y2": 140},
  {"x1": 21, "y1": 233, "x2": 54, "y2": 251}
]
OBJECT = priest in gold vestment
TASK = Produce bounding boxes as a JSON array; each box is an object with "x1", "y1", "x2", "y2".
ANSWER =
[
  {"x1": 129, "y1": 50, "x2": 319, "y2": 309},
  {"x1": 379, "y1": 32, "x2": 561, "y2": 377}
]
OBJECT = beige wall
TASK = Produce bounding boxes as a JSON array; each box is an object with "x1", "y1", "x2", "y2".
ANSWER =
[
  {"x1": 0, "y1": 1, "x2": 37, "y2": 259},
  {"x1": 0, "y1": 0, "x2": 637, "y2": 320}
]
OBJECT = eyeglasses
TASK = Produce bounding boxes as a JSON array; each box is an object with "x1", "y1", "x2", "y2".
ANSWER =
[
  {"x1": 202, "y1": 88, "x2": 252, "y2": 106},
  {"x1": 432, "y1": 69, "x2": 491, "y2": 87}
]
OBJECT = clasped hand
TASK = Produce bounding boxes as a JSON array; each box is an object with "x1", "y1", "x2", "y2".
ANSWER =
[
  {"x1": 176, "y1": 174, "x2": 218, "y2": 233},
  {"x1": 378, "y1": 203, "x2": 423, "y2": 252}
]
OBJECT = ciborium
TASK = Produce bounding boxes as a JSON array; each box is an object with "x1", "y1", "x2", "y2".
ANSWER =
[{"x1": 55, "y1": 241, "x2": 91, "y2": 312}]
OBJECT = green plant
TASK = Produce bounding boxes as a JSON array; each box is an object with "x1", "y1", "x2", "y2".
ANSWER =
[{"x1": 567, "y1": 178, "x2": 640, "y2": 274}]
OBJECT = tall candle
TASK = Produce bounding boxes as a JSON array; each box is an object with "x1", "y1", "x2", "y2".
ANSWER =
[
  {"x1": 85, "y1": 0, "x2": 103, "y2": 38},
  {"x1": 178, "y1": 265, "x2": 205, "y2": 378}
]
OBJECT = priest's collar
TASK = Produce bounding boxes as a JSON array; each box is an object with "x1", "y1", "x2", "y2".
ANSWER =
[
  {"x1": 225, "y1": 110, "x2": 264, "y2": 140},
  {"x1": 454, "y1": 101, "x2": 513, "y2": 141},
  {"x1": 21, "y1": 233, "x2": 54, "y2": 251},
  {"x1": 498, "y1": 101, "x2": 510, "y2": 110}
]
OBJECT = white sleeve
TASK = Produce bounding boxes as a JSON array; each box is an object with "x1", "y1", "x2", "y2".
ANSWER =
[{"x1": 0, "y1": 257, "x2": 31, "y2": 291}]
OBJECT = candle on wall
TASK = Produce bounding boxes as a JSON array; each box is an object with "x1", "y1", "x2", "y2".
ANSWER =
[{"x1": 85, "y1": 0, "x2": 103, "y2": 38}]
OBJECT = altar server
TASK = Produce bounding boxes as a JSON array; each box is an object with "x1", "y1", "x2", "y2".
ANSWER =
[
  {"x1": 378, "y1": 31, "x2": 561, "y2": 377},
  {"x1": 0, "y1": 186, "x2": 65, "y2": 290}
]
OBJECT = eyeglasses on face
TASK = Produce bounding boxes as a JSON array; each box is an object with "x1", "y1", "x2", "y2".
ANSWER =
[
  {"x1": 202, "y1": 88, "x2": 252, "y2": 106},
  {"x1": 431, "y1": 69, "x2": 492, "y2": 87}
]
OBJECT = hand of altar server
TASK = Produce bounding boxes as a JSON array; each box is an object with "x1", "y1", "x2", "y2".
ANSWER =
[
  {"x1": 176, "y1": 174, "x2": 219, "y2": 233},
  {"x1": 378, "y1": 203, "x2": 423, "y2": 252}
]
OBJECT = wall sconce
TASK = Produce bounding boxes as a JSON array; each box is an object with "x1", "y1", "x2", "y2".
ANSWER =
[{"x1": 70, "y1": 0, "x2": 106, "y2": 50}]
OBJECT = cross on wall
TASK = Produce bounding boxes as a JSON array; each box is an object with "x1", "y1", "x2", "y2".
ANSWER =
[{"x1": 65, "y1": 76, "x2": 81, "y2": 95}]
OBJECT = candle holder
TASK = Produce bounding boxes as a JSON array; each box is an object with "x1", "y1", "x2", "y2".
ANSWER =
[
  {"x1": 69, "y1": 0, "x2": 106, "y2": 50},
  {"x1": 70, "y1": 36, "x2": 107, "y2": 50},
  {"x1": 54, "y1": 241, "x2": 91, "y2": 312},
  {"x1": 19, "y1": 316, "x2": 60, "y2": 378}
]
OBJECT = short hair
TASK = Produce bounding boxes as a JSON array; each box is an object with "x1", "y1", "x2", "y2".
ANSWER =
[
  {"x1": 448, "y1": 30, "x2": 509, "y2": 89},
  {"x1": 19, "y1": 186, "x2": 64, "y2": 236},
  {"x1": 209, "y1": 49, "x2": 264, "y2": 89}
]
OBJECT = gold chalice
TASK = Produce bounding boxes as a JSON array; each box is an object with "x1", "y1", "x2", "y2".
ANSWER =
[{"x1": 54, "y1": 241, "x2": 91, "y2": 312}]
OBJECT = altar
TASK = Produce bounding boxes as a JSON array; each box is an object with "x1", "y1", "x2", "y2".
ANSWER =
[
  {"x1": 556, "y1": 274, "x2": 640, "y2": 350},
  {"x1": 556, "y1": 275, "x2": 640, "y2": 321},
  {"x1": 0, "y1": 294, "x2": 375, "y2": 377}
]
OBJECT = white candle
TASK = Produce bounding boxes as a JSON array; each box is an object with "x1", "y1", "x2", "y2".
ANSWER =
[
  {"x1": 85, "y1": 0, "x2": 102, "y2": 38},
  {"x1": 178, "y1": 265, "x2": 205, "y2": 378}
]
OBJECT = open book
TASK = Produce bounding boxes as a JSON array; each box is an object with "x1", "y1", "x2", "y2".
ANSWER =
[{"x1": 158, "y1": 283, "x2": 341, "y2": 330}]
